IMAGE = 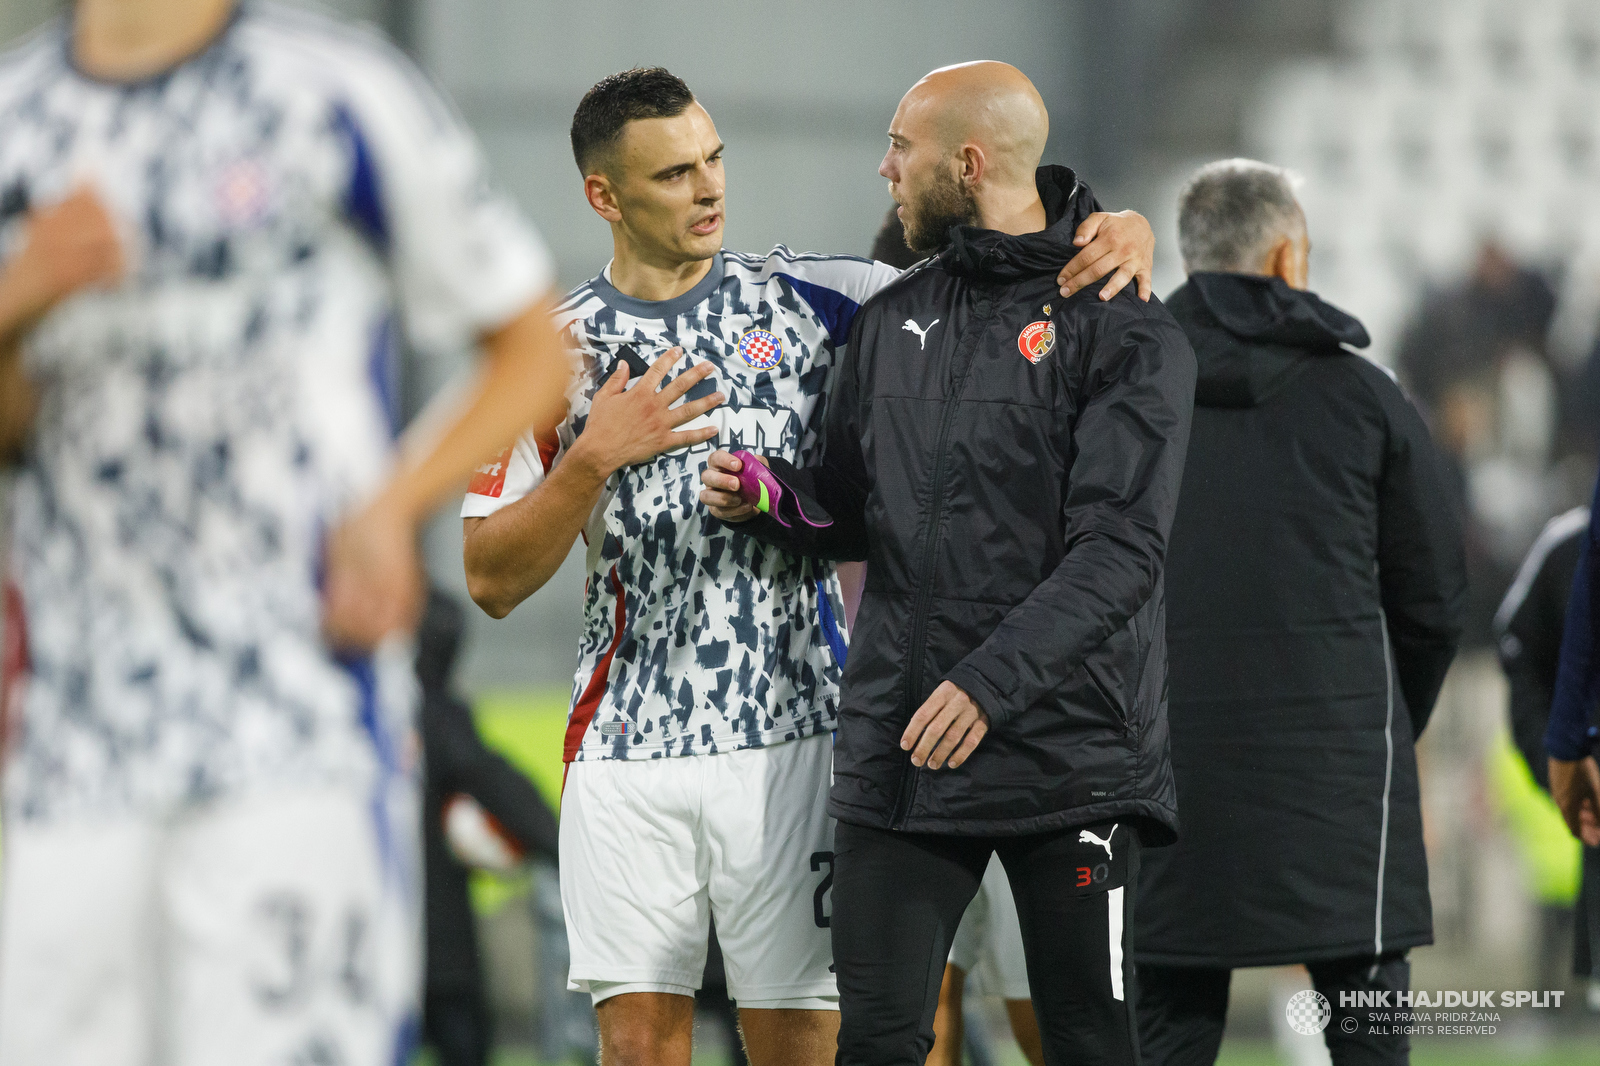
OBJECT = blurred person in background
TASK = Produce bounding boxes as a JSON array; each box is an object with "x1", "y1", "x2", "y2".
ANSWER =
[
  {"x1": 1495, "y1": 508, "x2": 1600, "y2": 1007},
  {"x1": 417, "y1": 589, "x2": 560, "y2": 1066},
  {"x1": 1545, "y1": 469, "x2": 1600, "y2": 898},
  {"x1": 0, "y1": 1, "x2": 570, "y2": 1063},
  {"x1": 1134, "y1": 159, "x2": 1467, "y2": 1066},
  {"x1": 460, "y1": 66, "x2": 1156, "y2": 1066},
  {"x1": 1398, "y1": 240, "x2": 1561, "y2": 647},
  {"x1": 1498, "y1": 509, "x2": 1589, "y2": 795},
  {"x1": 1397, "y1": 239, "x2": 1556, "y2": 418}
]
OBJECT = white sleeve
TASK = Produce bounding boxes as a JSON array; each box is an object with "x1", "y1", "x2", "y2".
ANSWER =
[
  {"x1": 863, "y1": 259, "x2": 907, "y2": 299},
  {"x1": 461, "y1": 429, "x2": 561, "y2": 519},
  {"x1": 337, "y1": 51, "x2": 555, "y2": 355},
  {"x1": 761, "y1": 251, "x2": 903, "y2": 308}
]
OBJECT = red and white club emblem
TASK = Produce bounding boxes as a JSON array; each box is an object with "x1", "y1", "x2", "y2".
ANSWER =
[
  {"x1": 737, "y1": 328, "x2": 783, "y2": 370},
  {"x1": 1018, "y1": 320, "x2": 1056, "y2": 364}
]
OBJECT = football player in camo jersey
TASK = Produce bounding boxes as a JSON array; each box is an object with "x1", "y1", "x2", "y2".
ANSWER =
[
  {"x1": 0, "y1": 1, "x2": 569, "y2": 1063},
  {"x1": 461, "y1": 66, "x2": 1154, "y2": 1066}
]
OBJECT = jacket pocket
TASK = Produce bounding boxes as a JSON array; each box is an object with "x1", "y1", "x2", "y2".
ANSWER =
[
  {"x1": 1081, "y1": 619, "x2": 1143, "y2": 728},
  {"x1": 1083, "y1": 658, "x2": 1129, "y2": 726}
]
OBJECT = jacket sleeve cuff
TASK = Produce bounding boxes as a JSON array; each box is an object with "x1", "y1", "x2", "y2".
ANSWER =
[
  {"x1": 944, "y1": 663, "x2": 1012, "y2": 727},
  {"x1": 1547, "y1": 719, "x2": 1598, "y2": 762},
  {"x1": 719, "y1": 511, "x2": 793, "y2": 549}
]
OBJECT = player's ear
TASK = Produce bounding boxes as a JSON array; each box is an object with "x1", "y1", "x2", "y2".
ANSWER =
[
  {"x1": 584, "y1": 172, "x2": 623, "y2": 224},
  {"x1": 957, "y1": 144, "x2": 984, "y2": 191}
]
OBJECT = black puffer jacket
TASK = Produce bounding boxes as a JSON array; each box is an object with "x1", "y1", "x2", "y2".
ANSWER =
[
  {"x1": 740, "y1": 166, "x2": 1196, "y2": 841},
  {"x1": 1135, "y1": 273, "x2": 1467, "y2": 968}
]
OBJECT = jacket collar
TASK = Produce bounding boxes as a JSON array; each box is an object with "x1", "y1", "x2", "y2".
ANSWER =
[{"x1": 937, "y1": 165, "x2": 1093, "y2": 282}]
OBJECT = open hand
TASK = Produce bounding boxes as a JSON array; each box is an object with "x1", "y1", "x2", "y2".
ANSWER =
[
  {"x1": 12, "y1": 186, "x2": 125, "y2": 324},
  {"x1": 902, "y1": 681, "x2": 990, "y2": 770},
  {"x1": 1058, "y1": 209, "x2": 1154, "y2": 302},
  {"x1": 699, "y1": 448, "x2": 764, "y2": 523},
  {"x1": 570, "y1": 347, "x2": 723, "y2": 479}
]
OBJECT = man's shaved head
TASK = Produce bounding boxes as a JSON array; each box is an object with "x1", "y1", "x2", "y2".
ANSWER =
[
  {"x1": 901, "y1": 62, "x2": 1049, "y2": 185},
  {"x1": 881, "y1": 62, "x2": 1050, "y2": 251}
]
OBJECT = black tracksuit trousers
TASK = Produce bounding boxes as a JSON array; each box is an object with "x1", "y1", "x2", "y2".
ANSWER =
[
  {"x1": 831, "y1": 819, "x2": 1139, "y2": 1066},
  {"x1": 1138, "y1": 952, "x2": 1412, "y2": 1066}
]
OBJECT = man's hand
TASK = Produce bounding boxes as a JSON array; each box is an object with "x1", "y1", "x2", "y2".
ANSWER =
[
  {"x1": 322, "y1": 495, "x2": 424, "y2": 654},
  {"x1": 1, "y1": 186, "x2": 125, "y2": 336},
  {"x1": 902, "y1": 681, "x2": 990, "y2": 770},
  {"x1": 1550, "y1": 756, "x2": 1600, "y2": 846},
  {"x1": 699, "y1": 448, "x2": 764, "y2": 523},
  {"x1": 1058, "y1": 210, "x2": 1154, "y2": 303},
  {"x1": 568, "y1": 347, "x2": 723, "y2": 479}
]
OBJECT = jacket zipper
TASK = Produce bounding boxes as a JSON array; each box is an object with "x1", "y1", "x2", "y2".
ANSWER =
[{"x1": 891, "y1": 309, "x2": 981, "y2": 828}]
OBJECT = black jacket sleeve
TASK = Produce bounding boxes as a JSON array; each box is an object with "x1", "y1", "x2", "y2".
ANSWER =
[
  {"x1": 424, "y1": 694, "x2": 560, "y2": 863},
  {"x1": 943, "y1": 303, "x2": 1196, "y2": 725},
  {"x1": 1369, "y1": 370, "x2": 1468, "y2": 739},
  {"x1": 724, "y1": 313, "x2": 873, "y2": 561}
]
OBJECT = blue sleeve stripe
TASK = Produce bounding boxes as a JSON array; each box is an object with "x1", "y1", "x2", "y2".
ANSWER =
[
  {"x1": 816, "y1": 577, "x2": 848, "y2": 667},
  {"x1": 776, "y1": 273, "x2": 861, "y2": 348},
  {"x1": 332, "y1": 103, "x2": 390, "y2": 254},
  {"x1": 367, "y1": 312, "x2": 400, "y2": 439}
]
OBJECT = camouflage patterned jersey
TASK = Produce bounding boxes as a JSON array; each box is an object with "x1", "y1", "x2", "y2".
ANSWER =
[{"x1": 462, "y1": 249, "x2": 899, "y2": 761}]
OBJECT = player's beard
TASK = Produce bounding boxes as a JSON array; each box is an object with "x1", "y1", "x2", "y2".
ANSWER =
[{"x1": 900, "y1": 168, "x2": 978, "y2": 253}]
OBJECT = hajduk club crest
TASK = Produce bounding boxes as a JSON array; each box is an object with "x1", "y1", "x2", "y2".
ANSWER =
[
  {"x1": 1018, "y1": 320, "x2": 1056, "y2": 364},
  {"x1": 737, "y1": 328, "x2": 784, "y2": 370}
]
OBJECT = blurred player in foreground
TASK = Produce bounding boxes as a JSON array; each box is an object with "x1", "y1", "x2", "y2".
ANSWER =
[
  {"x1": 460, "y1": 66, "x2": 1155, "y2": 1066},
  {"x1": 0, "y1": 1, "x2": 568, "y2": 1063}
]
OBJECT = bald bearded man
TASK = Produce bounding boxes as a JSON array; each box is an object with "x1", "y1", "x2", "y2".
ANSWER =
[{"x1": 700, "y1": 63, "x2": 1196, "y2": 1066}]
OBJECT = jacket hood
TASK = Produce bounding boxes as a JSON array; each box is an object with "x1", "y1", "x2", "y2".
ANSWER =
[
  {"x1": 1168, "y1": 272, "x2": 1370, "y2": 408},
  {"x1": 938, "y1": 165, "x2": 1094, "y2": 281}
]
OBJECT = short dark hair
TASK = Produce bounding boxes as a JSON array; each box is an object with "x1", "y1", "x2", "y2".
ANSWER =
[{"x1": 570, "y1": 68, "x2": 696, "y2": 177}]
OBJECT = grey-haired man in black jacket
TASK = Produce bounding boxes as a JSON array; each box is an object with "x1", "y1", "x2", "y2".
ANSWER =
[
  {"x1": 1134, "y1": 159, "x2": 1466, "y2": 1066},
  {"x1": 700, "y1": 61, "x2": 1195, "y2": 1066}
]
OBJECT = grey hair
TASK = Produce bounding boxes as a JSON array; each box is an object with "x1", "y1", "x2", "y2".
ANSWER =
[{"x1": 1177, "y1": 159, "x2": 1304, "y2": 273}]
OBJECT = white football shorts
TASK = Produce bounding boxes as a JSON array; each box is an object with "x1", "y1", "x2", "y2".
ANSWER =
[
  {"x1": 948, "y1": 853, "x2": 1032, "y2": 1001},
  {"x1": 0, "y1": 785, "x2": 420, "y2": 1066},
  {"x1": 560, "y1": 732, "x2": 837, "y2": 1009}
]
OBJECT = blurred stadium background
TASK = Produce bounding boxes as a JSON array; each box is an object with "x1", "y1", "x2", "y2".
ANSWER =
[{"x1": 6, "y1": 0, "x2": 1600, "y2": 1063}]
